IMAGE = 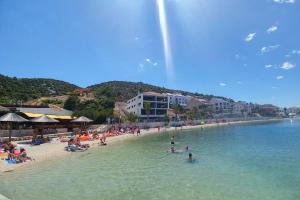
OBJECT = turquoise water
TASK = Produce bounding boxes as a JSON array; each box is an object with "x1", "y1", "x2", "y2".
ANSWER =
[{"x1": 1, "y1": 120, "x2": 300, "y2": 200}]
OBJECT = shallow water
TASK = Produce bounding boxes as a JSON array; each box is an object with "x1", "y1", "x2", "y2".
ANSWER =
[{"x1": 1, "y1": 120, "x2": 300, "y2": 200}]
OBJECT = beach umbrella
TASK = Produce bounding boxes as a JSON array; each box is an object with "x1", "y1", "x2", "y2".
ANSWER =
[
  {"x1": 0, "y1": 113, "x2": 28, "y2": 141},
  {"x1": 30, "y1": 115, "x2": 59, "y2": 140},
  {"x1": 71, "y1": 116, "x2": 93, "y2": 123},
  {"x1": 30, "y1": 115, "x2": 59, "y2": 123},
  {"x1": 71, "y1": 116, "x2": 93, "y2": 133},
  {"x1": 0, "y1": 105, "x2": 9, "y2": 112}
]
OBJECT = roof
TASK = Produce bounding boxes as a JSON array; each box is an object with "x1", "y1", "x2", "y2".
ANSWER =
[
  {"x1": 24, "y1": 113, "x2": 73, "y2": 119},
  {"x1": 71, "y1": 116, "x2": 93, "y2": 123},
  {"x1": 143, "y1": 91, "x2": 166, "y2": 96},
  {"x1": 0, "y1": 113, "x2": 28, "y2": 122},
  {"x1": 17, "y1": 107, "x2": 73, "y2": 116},
  {"x1": 30, "y1": 115, "x2": 59, "y2": 123},
  {"x1": 0, "y1": 105, "x2": 9, "y2": 112}
]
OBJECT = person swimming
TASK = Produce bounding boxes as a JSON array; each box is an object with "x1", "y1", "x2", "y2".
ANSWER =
[
  {"x1": 167, "y1": 146, "x2": 176, "y2": 153},
  {"x1": 185, "y1": 146, "x2": 189, "y2": 151}
]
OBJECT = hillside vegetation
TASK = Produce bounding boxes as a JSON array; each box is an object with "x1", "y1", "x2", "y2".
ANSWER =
[
  {"x1": 88, "y1": 81, "x2": 218, "y2": 102},
  {"x1": 0, "y1": 74, "x2": 79, "y2": 104}
]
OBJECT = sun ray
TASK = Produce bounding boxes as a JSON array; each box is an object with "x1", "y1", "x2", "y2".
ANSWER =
[{"x1": 156, "y1": 0, "x2": 175, "y2": 82}]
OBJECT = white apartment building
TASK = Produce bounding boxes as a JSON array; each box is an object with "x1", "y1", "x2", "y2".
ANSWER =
[
  {"x1": 165, "y1": 93, "x2": 192, "y2": 107},
  {"x1": 126, "y1": 92, "x2": 169, "y2": 120},
  {"x1": 209, "y1": 98, "x2": 233, "y2": 114},
  {"x1": 232, "y1": 101, "x2": 252, "y2": 115}
]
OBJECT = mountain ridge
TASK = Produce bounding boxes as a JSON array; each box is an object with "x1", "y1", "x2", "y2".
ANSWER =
[{"x1": 0, "y1": 74, "x2": 239, "y2": 105}]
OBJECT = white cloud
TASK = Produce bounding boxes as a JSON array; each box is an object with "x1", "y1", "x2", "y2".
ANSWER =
[
  {"x1": 273, "y1": 0, "x2": 295, "y2": 3},
  {"x1": 138, "y1": 63, "x2": 144, "y2": 72},
  {"x1": 291, "y1": 49, "x2": 300, "y2": 54},
  {"x1": 219, "y1": 83, "x2": 226, "y2": 86},
  {"x1": 265, "y1": 64, "x2": 273, "y2": 68},
  {"x1": 267, "y1": 26, "x2": 278, "y2": 33},
  {"x1": 245, "y1": 33, "x2": 256, "y2": 42},
  {"x1": 276, "y1": 75, "x2": 284, "y2": 80},
  {"x1": 261, "y1": 45, "x2": 280, "y2": 54},
  {"x1": 281, "y1": 62, "x2": 295, "y2": 70},
  {"x1": 144, "y1": 58, "x2": 158, "y2": 66}
]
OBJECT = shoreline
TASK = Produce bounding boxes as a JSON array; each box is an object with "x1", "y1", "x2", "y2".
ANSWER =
[{"x1": 0, "y1": 118, "x2": 284, "y2": 175}]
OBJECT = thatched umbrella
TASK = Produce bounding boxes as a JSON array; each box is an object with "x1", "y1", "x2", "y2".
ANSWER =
[
  {"x1": 30, "y1": 115, "x2": 59, "y2": 123},
  {"x1": 71, "y1": 116, "x2": 93, "y2": 133},
  {"x1": 30, "y1": 115, "x2": 59, "y2": 142},
  {"x1": 0, "y1": 105, "x2": 9, "y2": 112},
  {"x1": 0, "y1": 113, "x2": 28, "y2": 141}
]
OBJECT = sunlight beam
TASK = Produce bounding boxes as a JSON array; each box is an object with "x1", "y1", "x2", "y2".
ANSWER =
[{"x1": 156, "y1": 0, "x2": 175, "y2": 82}]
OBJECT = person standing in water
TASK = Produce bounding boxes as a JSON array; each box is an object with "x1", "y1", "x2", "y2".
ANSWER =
[
  {"x1": 170, "y1": 136, "x2": 175, "y2": 145},
  {"x1": 188, "y1": 153, "x2": 193, "y2": 162}
]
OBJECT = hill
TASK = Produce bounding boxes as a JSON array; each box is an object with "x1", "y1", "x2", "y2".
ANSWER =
[
  {"x1": 0, "y1": 74, "x2": 79, "y2": 104},
  {"x1": 88, "y1": 81, "x2": 220, "y2": 102},
  {"x1": 0, "y1": 74, "x2": 228, "y2": 106}
]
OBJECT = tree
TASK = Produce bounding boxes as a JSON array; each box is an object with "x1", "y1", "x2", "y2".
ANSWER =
[
  {"x1": 173, "y1": 104, "x2": 183, "y2": 121},
  {"x1": 144, "y1": 102, "x2": 151, "y2": 123},
  {"x1": 64, "y1": 95, "x2": 80, "y2": 111},
  {"x1": 186, "y1": 106, "x2": 198, "y2": 125},
  {"x1": 125, "y1": 112, "x2": 138, "y2": 124},
  {"x1": 163, "y1": 114, "x2": 170, "y2": 127}
]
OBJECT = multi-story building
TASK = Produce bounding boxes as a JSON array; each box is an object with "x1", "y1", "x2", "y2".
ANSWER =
[
  {"x1": 209, "y1": 98, "x2": 233, "y2": 114},
  {"x1": 126, "y1": 92, "x2": 169, "y2": 120},
  {"x1": 165, "y1": 93, "x2": 192, "y2": 107},
  {"x1": 232, "y1": 101, "x2": 252, "y2": 116},
  {"x1": 186, "y1": 97, "x2": 209, "y2": 112}
]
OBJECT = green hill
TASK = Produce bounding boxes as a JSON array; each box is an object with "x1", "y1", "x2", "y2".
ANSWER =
[
  {"x1": 88, "y1": 81, "x2": 219, "y2": 102},
  {"x1": 0, "y1": 74, "x2": 226, "y2": 105},
  {"x1": 0, "y1": 74, "x2": 79, "y2": 104}
]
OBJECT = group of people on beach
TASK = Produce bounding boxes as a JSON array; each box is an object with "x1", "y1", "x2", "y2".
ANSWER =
[
  {"x1": 0, "y1": 141, "x2": 32, "y2": 164},
  {"x1": 168, "y1": 135, "x2": 195, "y2": 163},
  {"x1": 106, "y1": 126, "x2": 141, "y2": 136}
]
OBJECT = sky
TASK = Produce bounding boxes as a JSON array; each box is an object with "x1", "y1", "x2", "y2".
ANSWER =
[{"x1": 0, "y1": 0, "x2": 299, "y2": 107}]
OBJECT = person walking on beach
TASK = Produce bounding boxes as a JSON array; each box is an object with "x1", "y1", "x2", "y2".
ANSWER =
[
  {"x1": 100, "y1": 132, "x2": 107, "y2": 145},
  {"x1": 137, "y1": 128, "x2": 141, "y2": 136}
]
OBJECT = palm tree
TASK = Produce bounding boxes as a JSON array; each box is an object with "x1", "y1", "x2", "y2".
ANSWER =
[
  {"x1": 125, "y1": 112, "x2": 138, "y2": 125},
  {"x1": 163, "y1": 114, "x2": 170, "y2": 127},
  {"x1": 173, "y1": 104, "x2": 183, "y2": 126},
  {"x1": 186, "y1": 107, "x2": 198, "y2": 125},
  {"x1": 144, "y1": 102, "x2": 151, "y2": 123}
]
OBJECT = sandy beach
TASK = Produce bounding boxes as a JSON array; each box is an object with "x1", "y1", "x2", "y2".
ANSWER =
[{"x1": 0, "y1": 118, "x2": 283, "y2": 175}]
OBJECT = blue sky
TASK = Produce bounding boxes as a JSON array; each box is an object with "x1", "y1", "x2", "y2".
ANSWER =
[{"x1": 0, "y1": 0, "x2": 299, "y2": 107}]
